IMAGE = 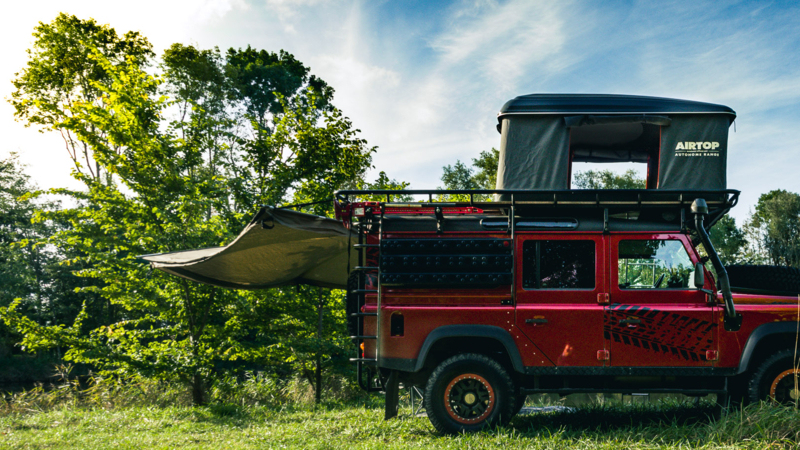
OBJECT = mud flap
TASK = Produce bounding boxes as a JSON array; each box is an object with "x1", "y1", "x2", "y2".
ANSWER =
[{"x1": 384, "y1": 371, "x2": 400, "y2": 420}]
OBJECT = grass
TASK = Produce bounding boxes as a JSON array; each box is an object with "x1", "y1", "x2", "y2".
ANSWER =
[{"x1": 2, "y1": 399, "x2": 800, "y2": 449}]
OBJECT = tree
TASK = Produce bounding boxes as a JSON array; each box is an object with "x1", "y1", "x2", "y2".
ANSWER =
[
  {"x1": 573, "y1": 169, "x2": 646, "y2": 190},
  {"x1": 0, "y1": 155, "x2": 104, "y2": 359},
  {"x1": 440, "y1": 149, "x2": 499, "y2": 191},
  {"x1": 3, "y1": 16, "x2": 375, "y2": 405},
  {"x1": 746, "y1": 190, "x2": 800, "y2": 267},
  {"x1": 438, "y1": 148, "x2": 499, "y2": 201},
  {"x1": 10, "y1": 13, "x2": 153, "y2": 184},
  {"x1": 471, "y1": 149, "x2": 499, "y2": 190},
  {"x1": 708, "y1": 215, "x2": 747, "y2": 265}
]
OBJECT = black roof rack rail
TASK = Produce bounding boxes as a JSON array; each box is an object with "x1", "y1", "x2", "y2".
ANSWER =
[{"x1": 335, "y1": 189, "x2": 739, "y2": 210}]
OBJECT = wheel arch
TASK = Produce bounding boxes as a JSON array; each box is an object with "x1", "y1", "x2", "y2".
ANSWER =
[
  {"x1": 737, "y1": 322, "x2": 800, "y2": 375},
  {"x1": 414, "y1": 325, "x2": 525, "y2": 374}
]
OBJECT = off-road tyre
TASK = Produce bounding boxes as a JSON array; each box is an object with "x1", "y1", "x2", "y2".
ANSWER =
[
  {"x1": 345, "y1": 272, "x2": 360, "y2": 337},
  {"x1": 424, "y1": 353, "x2": 516, "y2": 435},
  {"x1": 726, "y1": 265, "x2": 800, "y2": 296},
  {"x1": 747, "y1": 349, "x2": 800, "y2": 406}
]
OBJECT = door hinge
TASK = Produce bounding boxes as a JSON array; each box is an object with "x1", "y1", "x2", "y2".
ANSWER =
[
  {"x1": 597, "y1": 350, "x2": 610, "y2": 361},
  {"x1": 597, "y1": 293, "x2": 610, "y2": 305},
  {"x1": 500, "y1": 298, "x2": 514, "y2": 306}
]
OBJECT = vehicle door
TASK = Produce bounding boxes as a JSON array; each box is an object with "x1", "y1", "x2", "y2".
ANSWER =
[
  {"x1": 515, "y1": 233, "x2": 607, "y2": 367},
  {"x1": 606, "y1": 234, "x2": 717, "y2": 367}
]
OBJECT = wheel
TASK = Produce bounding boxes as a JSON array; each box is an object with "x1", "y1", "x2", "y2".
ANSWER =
[
  {"x1": 747, "y1": 349, "x2": 800, "y2": 405},
  {"x1": 424, "y1": 353, "x2": 516, "y2": 435}
]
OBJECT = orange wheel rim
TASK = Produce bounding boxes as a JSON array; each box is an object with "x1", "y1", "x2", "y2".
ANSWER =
[
  {"x1": 443, "y1": 373, "x2": 495, "y2": 424},
  {"x1": 770, "y1": 368, "x2": 800, "y2": 402}
]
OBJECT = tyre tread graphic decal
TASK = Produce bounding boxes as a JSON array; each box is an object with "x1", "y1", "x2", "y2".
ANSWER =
[{"x1": 604, "y1": 303, "x2": 715, "y2": 361}]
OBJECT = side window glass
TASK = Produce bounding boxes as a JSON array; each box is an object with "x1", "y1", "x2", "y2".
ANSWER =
[
  {"x1": 618, "y1": 240, "x2": 696, "y2": 289},
  {"x1": 523, "y1": 241, "x2": 595, "y2": 289}
]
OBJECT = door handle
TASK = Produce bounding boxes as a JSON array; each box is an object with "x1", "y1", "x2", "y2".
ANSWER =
[
  {"x1": 525, "y1": 318, "x2": 548, "y2": 324},
  {"x1": 619, "y1": 318, "x2": 641, "y2": 325}
]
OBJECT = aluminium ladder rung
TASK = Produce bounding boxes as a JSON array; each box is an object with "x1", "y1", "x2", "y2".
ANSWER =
[
  {"x1": 353, "y1": 244, "x2": 380, "y2": 248},
  {"x1": 350, "y1": 335, "x2": 377, "y2": 340},
  {"x1": 349, "y1": 358, "x2": 378, "y2": 363},
  {"x1": 350, "y1": 289, "x2": 378, "y2": 294},
  {"x1": 350, "y1": 312, "x2": 378, "y2": 317},
  {"x1": 352, "y1": 266, "x2": 378, "y2": 271}
]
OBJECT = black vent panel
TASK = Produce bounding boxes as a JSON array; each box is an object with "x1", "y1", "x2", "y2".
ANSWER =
[{"x1": 380, "y1": 238, "x2": 512, "y2": 288}]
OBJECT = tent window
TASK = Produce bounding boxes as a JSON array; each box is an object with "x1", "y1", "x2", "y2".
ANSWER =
[{"x1": 568, "y1": 121, "x2": 662, "y2": 189}]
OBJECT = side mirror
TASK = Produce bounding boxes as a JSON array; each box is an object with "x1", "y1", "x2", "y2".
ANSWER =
[{"x1": 694, "y1": 262, "x2": 705, "y2": 289}]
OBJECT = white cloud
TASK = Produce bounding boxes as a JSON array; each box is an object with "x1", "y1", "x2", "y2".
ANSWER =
[{"x1": 264, "y1": 0, "x2": 339, "y2": 22}]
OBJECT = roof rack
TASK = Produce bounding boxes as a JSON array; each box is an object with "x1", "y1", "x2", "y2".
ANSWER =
[{"x1": 335, "y1": 188, "x2": 739, "y2": 210}]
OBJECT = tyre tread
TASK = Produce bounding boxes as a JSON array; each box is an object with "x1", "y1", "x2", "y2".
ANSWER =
[{"x1": 747, "y1": 348, "x2": 800, "y2": 404}]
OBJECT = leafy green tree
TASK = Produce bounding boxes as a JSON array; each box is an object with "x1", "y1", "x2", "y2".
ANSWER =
[
  {"x1": 10, "y1": 13, "x2": 153, "y2": 183},
  {"x1": 573, "y1": 169, "x2": 646, "y2": 189},
  {"x1": 3, "y1": 16, "x2": 375, "y2": 405},
  {"x1": 746, "y1": 190, "x2": 800, "y2": 267},
  {"x1": 471, "y1": 149, "x2": 499, "y2": 190},
  {"x1": 0, "y1": 155, "x2": 104, "y2": 359},
  {"x1": 708, "y1": 215, "x2": 747, "y2": 265},
  {"x1": 440, "y1": 149, "x2": 499, "y2": 191},
  {"x1": 438, "y1": 148, "x2": 499, "y2": 201}
]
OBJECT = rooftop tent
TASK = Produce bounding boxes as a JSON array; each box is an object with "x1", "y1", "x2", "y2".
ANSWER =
[
  {"x1": 495, "y1": 94, "x2": 736, "y2": 195},
  {"x1": 140, "y1": 207, "x2": 356, "y2": 290}
]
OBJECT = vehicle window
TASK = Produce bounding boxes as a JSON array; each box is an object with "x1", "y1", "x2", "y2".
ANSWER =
[
  {"x1": 618, "y1": 240, "x2": 696, "y2": 289},
  {"x1": 522, "y1": 241, "x2": 595, "y2": 289}
]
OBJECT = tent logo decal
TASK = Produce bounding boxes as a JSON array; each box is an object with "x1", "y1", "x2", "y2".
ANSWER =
[{"x1": 675, "y1": 141, "x2": 720, "y2": 157}]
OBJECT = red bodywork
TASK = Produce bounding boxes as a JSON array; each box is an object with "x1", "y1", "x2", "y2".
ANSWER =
[{"x1": 340, "y1": 202, "x2": 797, "y2": 373}]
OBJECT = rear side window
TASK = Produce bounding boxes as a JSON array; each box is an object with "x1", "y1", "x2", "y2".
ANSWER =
[
  {"x1": 522, "y1": 241, "x2": 595, "y2": 289},
  {"x1": 618, "y1": 240, "x2": 695, "y2": 289}
]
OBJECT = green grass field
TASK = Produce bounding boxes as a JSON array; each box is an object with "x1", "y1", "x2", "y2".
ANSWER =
[{"x1": 2, "y1": 399, "x2": 799, "y2": 449}]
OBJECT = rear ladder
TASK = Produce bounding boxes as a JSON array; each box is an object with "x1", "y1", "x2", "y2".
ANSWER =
[{"x1": 349, "y1": 207, "x2": 384, "y2": 392}]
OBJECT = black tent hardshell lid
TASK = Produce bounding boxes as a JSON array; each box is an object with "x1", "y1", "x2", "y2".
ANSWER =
[
  {"x1": 495, "y1": 94, "x2": 736, "y2": 193},
  {"x1": 140, "y1": 206, "x2": 356, "y2": 290}
]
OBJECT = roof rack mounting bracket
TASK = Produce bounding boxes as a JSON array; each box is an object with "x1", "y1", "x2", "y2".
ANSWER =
[{"x1": 435, "y1": 206, "x2": 444, "y2": 234}]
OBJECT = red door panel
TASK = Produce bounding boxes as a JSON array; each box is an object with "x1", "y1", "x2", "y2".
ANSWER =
[
  {"x1": 515, "y1": 233, "x2": 607, "y2": 367},
  {"x1": 605, "y1": 234, "x2": 717, "y2": 367}
]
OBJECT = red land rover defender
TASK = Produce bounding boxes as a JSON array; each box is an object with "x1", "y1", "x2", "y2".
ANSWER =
[{"x1": 334, "y1": 95, "x2": 800, "y2": 434}]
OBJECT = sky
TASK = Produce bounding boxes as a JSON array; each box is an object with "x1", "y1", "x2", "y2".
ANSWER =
[{"x1": 2, "y1": 0, "x2": 799, "y2": 222}]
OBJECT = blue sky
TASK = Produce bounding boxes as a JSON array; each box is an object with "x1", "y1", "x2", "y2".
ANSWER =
[{"x1": 2, "y1": 0, "x2": 800, "y2": 222}]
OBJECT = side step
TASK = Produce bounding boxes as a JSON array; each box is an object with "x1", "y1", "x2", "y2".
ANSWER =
[{"x1": 521, "y1": 388, "x2": 726, "y2": 395}]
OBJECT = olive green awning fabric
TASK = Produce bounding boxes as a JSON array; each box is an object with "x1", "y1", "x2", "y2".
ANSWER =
[{"x1": 140, "y1": 207, "x2": 356, "y2": 290}]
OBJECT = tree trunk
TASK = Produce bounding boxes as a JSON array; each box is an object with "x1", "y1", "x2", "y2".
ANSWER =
[
  {"x1": 315, "y1": 287, "x2": 324, "y2": 404},
  {"x1": 191, "y1": 374, "x2": 206, "y2": 406}
]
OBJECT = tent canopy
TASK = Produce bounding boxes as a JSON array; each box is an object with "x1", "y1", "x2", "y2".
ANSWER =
[
  {"x1": 495, "y1": 94, "x2": 736, "y2": 194},
  {"x1": 141, "y1": 207, "x2": 356, "y2": 290}
]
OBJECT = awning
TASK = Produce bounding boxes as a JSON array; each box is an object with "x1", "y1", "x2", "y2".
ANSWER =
[{"x1": 140, "y1": 206, "x2": 356, "y2": 290}]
